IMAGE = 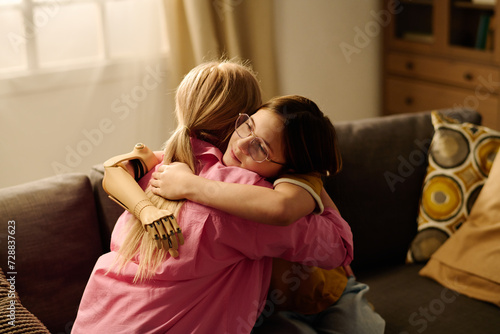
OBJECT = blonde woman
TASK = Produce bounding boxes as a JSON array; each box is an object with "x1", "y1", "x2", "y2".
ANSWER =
[
  {"x1": 73, "y1": 62, "x2": 353, "y2": 333},
  {"x1": 96, "y1": 60, "x2": 263, "y2": 280}
]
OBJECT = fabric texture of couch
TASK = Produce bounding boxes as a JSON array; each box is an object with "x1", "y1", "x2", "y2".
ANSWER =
[{"x1": 0, "y1": 109, "x2": 499, "y2": 333}]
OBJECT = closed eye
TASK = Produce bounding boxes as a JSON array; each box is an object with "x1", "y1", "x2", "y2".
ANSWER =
[
  {"x1": 255, "y1": 139, "x2": 268, "y2": 155},
  {"x1": 244, "y1": 122, "x2": 253, "y2": 133}
]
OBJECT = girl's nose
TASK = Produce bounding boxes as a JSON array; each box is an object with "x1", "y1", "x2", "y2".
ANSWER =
[{"x1": 236, "y1": 136, "x2": 252, "y2": 155}]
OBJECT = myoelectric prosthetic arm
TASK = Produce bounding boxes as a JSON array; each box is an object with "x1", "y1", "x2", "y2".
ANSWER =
[{"x1": 102, "y1": 143, "x2": 184, "y2": 254}]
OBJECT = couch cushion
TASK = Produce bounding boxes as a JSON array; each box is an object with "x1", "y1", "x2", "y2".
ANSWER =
[
  {"x1": 325, "y1": 109, "x2": 481, "y2": 273},
  {"x1": 0, "y1": 174, "x2": 103, "y2": 333},
  {"x1": 359, "y1": 264, "x2": 500, "y2": 334},
  {"x1": 408, "y1": 112, "x2": 500, "y2": 263}
]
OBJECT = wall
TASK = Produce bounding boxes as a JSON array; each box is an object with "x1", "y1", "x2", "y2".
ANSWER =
[{"x1": 273, "y1": 0, "x2": 382, "y2": 122}]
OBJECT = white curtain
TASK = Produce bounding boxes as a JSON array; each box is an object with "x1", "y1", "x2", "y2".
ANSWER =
[
  {"x1": 164, "y1": 0, "x2": 278, "y2": 100},
  {"x1": 0, "y1": 0, "x2": 277, "y2": 188}
]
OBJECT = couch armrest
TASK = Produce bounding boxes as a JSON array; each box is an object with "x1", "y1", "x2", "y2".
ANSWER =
[{"x1": 0, "y1": 173, "x2": 103, "y2": 333}]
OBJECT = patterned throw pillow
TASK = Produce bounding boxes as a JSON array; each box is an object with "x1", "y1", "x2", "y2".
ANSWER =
[
  {"x1": 0, "y1": 267, "x2": 50, "y2": 333},
  {"x1": 419, "y1": 153, "x2": 500, "y2": 307},
  {"x1": 407, "y1": 111, "x2": 500, "y2": 263}
]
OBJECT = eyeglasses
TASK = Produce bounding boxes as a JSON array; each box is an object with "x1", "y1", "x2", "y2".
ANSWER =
[{"x1": 235, "y1": 113, "x2": 286, "y2": 166}]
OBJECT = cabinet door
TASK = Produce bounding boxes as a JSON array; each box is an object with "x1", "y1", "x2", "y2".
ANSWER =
[
  {"x1": 385, "y1": 77, "x2": 499, "y2": 129},
  {"x1": 385, "y1": 0, "x2": 500, "y2": 61},
  {"x1": 448, "y1": 0, "x2": 499, "y2": 62},
  {"x1": 384, "y1": 0, "x2": 446, "y2": 55}
]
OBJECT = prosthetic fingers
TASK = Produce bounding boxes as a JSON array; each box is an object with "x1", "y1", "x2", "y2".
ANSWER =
[
  {"x1": 133, "y1": 198, "x2": 184, "y2": 256},
  {"x1": 102, "y1": 143, "x2": 184, "y2": 255}
]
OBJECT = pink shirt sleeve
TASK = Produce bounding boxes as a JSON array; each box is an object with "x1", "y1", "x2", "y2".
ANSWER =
[
  {"x1": 260, "y1": 208, "x2": 353, "y2": 268},
  {"x1": 212, "y1": 207, "x2": 353, "y2": 270}
]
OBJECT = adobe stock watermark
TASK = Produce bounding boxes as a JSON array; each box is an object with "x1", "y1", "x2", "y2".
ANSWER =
[
  {"x1": 51, "y1": 65, "x2": 165, "y2": 175},
  {"x1": 340, "y1": 0, "x2": 403, "y2": 64},
  {"x1": 385, "y1": 72, "x2": 500, "y2": 192},
  {"x1": 385, "y1": 138, "x2": 431, "y2": 192},
  {"x1": 453, "y1": 73, "x2": 500, "y2": 112},
  {"x1": 55, "y1": 321, "x2": 74, "y2": 334},
  {"x1": 234, "y1": 232, "x2": 343, "y2": 333},
  {"x1": 6, "y1": 220, "x2": 17, "y2": 327},
  {"x1": 213, "y1": 0, "x2": 244, "y2": 21},
  {"x1": 8, "y1": 1, "x2": 61, "y2": 54},
  {"x1": 400, "y1": 286, "x2": 460, "y2": 334}
]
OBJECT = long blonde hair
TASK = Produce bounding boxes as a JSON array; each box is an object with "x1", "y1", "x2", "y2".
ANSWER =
[{"x1": 115, "y1": 59, "x2": 262, "y2": 282}]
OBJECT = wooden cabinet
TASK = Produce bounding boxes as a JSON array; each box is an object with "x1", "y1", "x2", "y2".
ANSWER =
[{"x1": 383, "y1": 0, "x2": 500, "y2": 130}]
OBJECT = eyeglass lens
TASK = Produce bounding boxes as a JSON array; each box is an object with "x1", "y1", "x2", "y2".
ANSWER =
[{"x1": 235, "y1": 114, "x2": 269, "y2": 163}]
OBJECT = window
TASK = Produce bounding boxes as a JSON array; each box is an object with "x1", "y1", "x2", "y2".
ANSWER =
[{"x1": 0, "y1": 0, "x2": 168, "y2": 75}]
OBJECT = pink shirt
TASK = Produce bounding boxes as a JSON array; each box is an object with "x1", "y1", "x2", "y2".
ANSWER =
[{"x1": 72, "y1": 138, "x2": 353, "y2": 334}]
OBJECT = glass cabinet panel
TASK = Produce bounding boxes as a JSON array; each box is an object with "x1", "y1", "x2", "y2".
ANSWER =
[
  {"x1": 395, "y1": 0, "x2": 434, "y2": 44},
  {"x1": 449, "y1": 0, "x2": 496, "y2": 51}
]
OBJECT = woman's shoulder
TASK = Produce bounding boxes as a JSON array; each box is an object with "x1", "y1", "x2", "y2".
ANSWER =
[{"x1": 202, "y1": 163, "x2": 272, "y2": 188}]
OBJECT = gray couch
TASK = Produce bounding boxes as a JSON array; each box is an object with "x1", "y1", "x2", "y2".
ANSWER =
[{"x1": 0, "y1": 109, "x2": 498, "y2": 333}]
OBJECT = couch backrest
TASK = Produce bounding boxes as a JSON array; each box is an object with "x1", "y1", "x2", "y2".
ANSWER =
[
  {"x1": 325, "y1": 109, "x2": 481, "y2": 273},
  {"x1": 87, "y1": 109, "x2": 483, "y2": 274},
  {"x1": 0, "y1": 173, "x2": 104, "y2": 333}
]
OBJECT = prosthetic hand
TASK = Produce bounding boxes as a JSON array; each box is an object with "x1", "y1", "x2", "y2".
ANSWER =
[{"x1": 102, "y1": 143, "x2": 184, "y2": 254}]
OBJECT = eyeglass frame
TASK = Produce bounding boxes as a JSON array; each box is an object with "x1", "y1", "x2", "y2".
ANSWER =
[{"x1": 234, "y1": 113, "x2": 287, "y2": 166}]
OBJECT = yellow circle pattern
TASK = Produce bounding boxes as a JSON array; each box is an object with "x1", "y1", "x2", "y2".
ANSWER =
[
  {"x1": 475, "y1": 137, "x2": 500, "y2": 176},
  {"x1": 422, "y1": 175, "x2": 463, "y2": 221}
]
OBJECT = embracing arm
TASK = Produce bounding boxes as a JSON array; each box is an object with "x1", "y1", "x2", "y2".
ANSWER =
[
  {"x1": 150, "y1": 163, "x2": 322, "y2": 226},
  {"x1": 103, "y1": 143, "x2": 160, "y2": 214},
  {"x1": 214, "y1": 197, "x2": 353, "y2": 269},
  {"x1": 103, "y1": 143, "x2": 183, "y2": 251},
  {"x1": 267, "y1": 208, "x2": 353, "y2": 269}
]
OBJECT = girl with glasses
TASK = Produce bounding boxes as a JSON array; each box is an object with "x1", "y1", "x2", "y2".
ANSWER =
[
  {"x1": 151, "y1": 95, "x2": 385, "y2": 334},
  {"x1": 73, "y1": 61, "x2": 354, "y2": 334}
]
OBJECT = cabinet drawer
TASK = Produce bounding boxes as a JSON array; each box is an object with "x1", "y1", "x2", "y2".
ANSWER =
[
  {"x1": 385, "y1": 77, "x2": 499, "y2": 130},
  {"x1": 387, "y1": 52, "x2": 500, "y2": 93}
]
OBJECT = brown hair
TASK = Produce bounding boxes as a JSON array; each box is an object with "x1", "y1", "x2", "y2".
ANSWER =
[{"x1": 260, "y1": 95, "x2": 342, "y2": 177}]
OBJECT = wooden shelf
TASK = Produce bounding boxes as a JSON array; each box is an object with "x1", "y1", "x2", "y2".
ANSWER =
[
  {"x1": 400, "y1": 0, "x2": 433, "y2": 5},
  {"x1": 382, "y1": 0, "x2": 500, "y2": 130},
  {"x1": 453, "y1": 1, "x2": 495, "y2": 10}
]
